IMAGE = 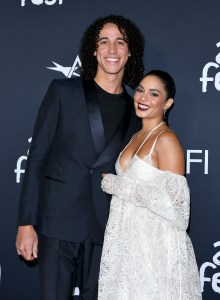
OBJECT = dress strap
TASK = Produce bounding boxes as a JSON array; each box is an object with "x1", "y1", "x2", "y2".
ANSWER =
[
  {"x1": 135, "y1": 121, "x2": 164, "y2": 155},
  {"x1": 148, "y1": 130, "x2": 172, "y2": 156}
]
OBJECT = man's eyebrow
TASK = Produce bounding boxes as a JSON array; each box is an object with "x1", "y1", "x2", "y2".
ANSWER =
[
  {"x1": 116, "y1": 37, "x2": 126, "y2": 41},
  {"x1": 98, "y1": 37, "x2": 108, "y2": 41},
  {"x1": 98, "y1": 37, "x2": 126, "y2": 41}
]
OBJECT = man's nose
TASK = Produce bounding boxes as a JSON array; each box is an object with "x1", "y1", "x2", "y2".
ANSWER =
[{"x1": 108, "y1": 42, "x2": 117, "y2": 53}]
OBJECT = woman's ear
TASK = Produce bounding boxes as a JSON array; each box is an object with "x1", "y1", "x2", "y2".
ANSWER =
[{"x1": 165, "y1": 98, "x2": 174, "y2": 110}]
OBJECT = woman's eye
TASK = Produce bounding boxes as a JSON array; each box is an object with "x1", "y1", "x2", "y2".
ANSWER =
[
  {"x1": 150, "y1": 93, "x2": 158, "y2": 97},
  {"x1": 137, "y1": 88, "x2": 143, "y2": 93}
]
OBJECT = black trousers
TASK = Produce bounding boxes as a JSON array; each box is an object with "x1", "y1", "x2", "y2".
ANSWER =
[{"x1": 38, "y1": 234, "x2": 102, "y2": 300}]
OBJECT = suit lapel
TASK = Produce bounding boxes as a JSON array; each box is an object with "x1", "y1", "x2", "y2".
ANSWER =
[
  {"x1": 83, "y1": 80, "x2": 105, "y2": 154},
  {"x1": 92, "y1": 105, "x2": 140, "y2": 168},
  {"x1": 121, "y1": 107, "x2": 140, "y2": 149}
]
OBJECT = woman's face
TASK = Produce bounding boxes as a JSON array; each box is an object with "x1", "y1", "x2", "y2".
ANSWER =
[{"x1": 134, "y1": 75, "x2": 173, "y2": 120}]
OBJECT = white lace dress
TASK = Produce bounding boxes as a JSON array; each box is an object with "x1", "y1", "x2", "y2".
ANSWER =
[{"x1": 98, "y1": 134, "x2": 202, "y2": 299}]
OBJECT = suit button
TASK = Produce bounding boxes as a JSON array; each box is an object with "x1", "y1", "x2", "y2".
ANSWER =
[{"x1": 90, "y1": 169, "x2": 93, "y2": 174}]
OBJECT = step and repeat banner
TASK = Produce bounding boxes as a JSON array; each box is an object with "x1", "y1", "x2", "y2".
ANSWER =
[{"x1": 0, "y1": 1, "x2": 220, "y2": 299}]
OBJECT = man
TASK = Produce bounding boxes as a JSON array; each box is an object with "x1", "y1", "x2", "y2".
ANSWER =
[{"x1": 16, "y1": 15, "x2": 144, "y2": 299}]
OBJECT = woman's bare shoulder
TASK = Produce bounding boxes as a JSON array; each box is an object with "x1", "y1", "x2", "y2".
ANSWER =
[{"x1": 156, "y1": 130, "x2": 185, "y2": 175}]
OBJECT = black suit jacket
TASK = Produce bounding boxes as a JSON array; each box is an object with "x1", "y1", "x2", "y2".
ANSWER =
[{"x1": 18, "y1": 78, "x2": 139, "y2": 244}]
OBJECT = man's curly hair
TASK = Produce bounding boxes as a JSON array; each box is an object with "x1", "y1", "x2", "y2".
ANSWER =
[{"x1": 79, "y1": 15, "x2": 145, "y2": 89}]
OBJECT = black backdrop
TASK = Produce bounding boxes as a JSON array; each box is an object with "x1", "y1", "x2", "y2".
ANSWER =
[{"x1": 0, "y1": 1, "x2": 220, "y2": 299}]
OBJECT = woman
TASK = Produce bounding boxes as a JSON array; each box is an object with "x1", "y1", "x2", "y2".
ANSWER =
[{"x1": 98, "y1": 70, "x2": 202, "y2": 299}]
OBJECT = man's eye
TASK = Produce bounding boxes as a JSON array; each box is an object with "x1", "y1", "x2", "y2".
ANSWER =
[{"x1": 117, "y1": 41, "x2": 125, "y2": 45}]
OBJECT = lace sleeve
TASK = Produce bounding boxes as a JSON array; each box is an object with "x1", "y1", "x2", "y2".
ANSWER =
[
  {"x1": 101, "y1": 173, "x2": 190, "y2": 230},
  {"x1": 165, "y1": 173, "x2": 190, "y2": 227},
  {"x1": 101, "y1": 173, "x2": 135, "y2": 199}
]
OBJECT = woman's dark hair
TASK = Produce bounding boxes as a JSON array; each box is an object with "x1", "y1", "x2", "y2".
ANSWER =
[
  {"x1": 144, "y1": 70, "x2": 176, "y2": 99},
  {"x1": 79, "y1": 15, "x2": 145, "y2": 89},
  {"x1": 143, "y1": 70, "x2": 176, "y2": 123}
]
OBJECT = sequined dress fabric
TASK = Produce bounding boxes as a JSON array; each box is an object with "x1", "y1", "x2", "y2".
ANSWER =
[{"x1": 98, "y1": 153, "x2": 202, "y2": 300}]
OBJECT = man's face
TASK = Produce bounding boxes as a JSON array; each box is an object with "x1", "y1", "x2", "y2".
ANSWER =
[{"x1": 94, "y1": 22, "x2": 130, "y2": 78}]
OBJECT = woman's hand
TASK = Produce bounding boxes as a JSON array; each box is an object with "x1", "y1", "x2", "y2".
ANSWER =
[{"x1": 101, "y1": 173, "x2": 117, "y2": 194}]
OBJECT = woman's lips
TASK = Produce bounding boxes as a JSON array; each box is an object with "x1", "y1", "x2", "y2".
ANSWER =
[{"x1": 137, "y1": 103, "x2": 150, "y2": 111}]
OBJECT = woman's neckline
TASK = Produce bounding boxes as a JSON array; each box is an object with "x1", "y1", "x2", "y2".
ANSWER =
[
  {"x1": 118, "y1": 121, "x2": 165, "y2": 173},
  {"x1": 117, "y1": 154, "x2": 186, "y2": 179}
]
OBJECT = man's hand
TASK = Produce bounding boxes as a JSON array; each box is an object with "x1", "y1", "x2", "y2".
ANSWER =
[{"x1": 16, "y1": 225, "x2": 38, "y2": 261}]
